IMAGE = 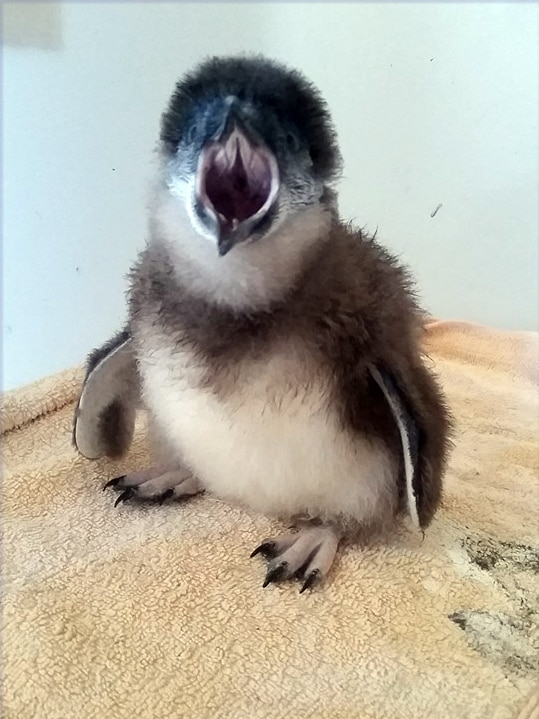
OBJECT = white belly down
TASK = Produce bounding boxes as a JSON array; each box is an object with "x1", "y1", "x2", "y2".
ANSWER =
[{"x1": 141, "y1": 348, "x2": 396, "y2": 524}]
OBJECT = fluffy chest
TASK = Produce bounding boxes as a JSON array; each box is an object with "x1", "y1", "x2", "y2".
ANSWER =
[{"x1": 138, "y1": 336, "x2": 396, "y2": 523}]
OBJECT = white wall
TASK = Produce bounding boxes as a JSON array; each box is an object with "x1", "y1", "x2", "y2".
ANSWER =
[{"x1": 2, "y1": 2, "x2": 538, "y2": 390}]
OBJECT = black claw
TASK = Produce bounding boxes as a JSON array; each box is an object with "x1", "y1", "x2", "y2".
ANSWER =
[
  {"x1": 103, "y1": 475, "x2": 125, "y2": 491},
  {"x1": 114, "y1": 488, "x2": 135, "y2": 507},
  {"x1": 262, "y1": 562, "x2": 289, "y2": 588},
  {"x1": 299, "y1": 569, "x2": 320, "y2": 594},
  {"x1": 156, "y1": 488, "x2": 174, "y2": 505},
  {"x1": 250, "y1": 541, "x2": 277, "y2": 559}
]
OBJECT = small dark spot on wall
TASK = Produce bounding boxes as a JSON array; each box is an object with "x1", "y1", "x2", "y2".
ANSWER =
[
  {"x1": 112, "y1": 168, "x2": 116, "y2": 172},
  {"x1": 430, "y1": 58, "x2": 434, "y2": 62}
]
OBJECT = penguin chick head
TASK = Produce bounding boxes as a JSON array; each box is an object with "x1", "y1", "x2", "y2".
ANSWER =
[{"x1": 159, "y1": 55, "x2": 342, "y2": 257}]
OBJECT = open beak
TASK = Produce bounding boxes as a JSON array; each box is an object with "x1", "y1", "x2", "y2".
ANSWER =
[{"x1": 196, "y1": 126, "x2": 280, "y2": 256}]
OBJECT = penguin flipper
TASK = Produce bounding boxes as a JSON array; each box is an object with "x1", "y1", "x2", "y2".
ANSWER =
[{"x1": 73, "y1": 329, "x2": 140, "y2": 459}]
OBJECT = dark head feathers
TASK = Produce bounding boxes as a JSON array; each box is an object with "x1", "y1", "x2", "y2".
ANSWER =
[{"x1": 160, "y1": 54, "x2": 342, "y2": 182}]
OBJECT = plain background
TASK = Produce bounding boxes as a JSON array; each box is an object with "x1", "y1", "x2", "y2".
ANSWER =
[{"x1": 3, "y1": 2, "x2": 538, "y2": 390}]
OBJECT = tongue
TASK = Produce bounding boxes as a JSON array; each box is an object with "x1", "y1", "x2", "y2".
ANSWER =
[{"x1": 202, "y1": 135, "x2": 273, "y2": 228}]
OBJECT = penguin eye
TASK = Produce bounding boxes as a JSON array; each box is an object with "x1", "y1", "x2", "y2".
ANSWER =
[{"x1": 286, "y1": 131, "x2": 300, "y2": 152}]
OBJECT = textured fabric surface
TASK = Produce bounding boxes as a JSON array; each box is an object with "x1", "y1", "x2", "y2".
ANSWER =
[{"x1": 2, "y1": 320, "x2": 538, "y2": 719}]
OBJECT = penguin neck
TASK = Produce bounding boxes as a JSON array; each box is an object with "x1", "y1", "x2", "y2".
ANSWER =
[{"x1": 149, "y1": 190, "x2": 332, "y2": 313}]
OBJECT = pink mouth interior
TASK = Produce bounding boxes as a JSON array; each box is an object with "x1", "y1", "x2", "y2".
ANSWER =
[{"x1": 199, "y1": 131, "x2": 277, "y2": 227}]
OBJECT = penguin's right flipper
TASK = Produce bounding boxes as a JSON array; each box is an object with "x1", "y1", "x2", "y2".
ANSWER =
[{"x1": 72, "y1": 329, "x2": 140, "y2": 460}]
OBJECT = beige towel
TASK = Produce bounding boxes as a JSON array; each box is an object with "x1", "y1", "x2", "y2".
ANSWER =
[{"x1": 2, "y1": 320, "x2": 538, "y2": 719}]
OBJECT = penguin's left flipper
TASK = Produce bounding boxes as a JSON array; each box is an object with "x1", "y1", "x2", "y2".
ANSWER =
[
  {"x1": 72, "y1": 329, "x2": 140, "y2": 460},
  {"x1": 369, "y1": 363, "x2": 433, "y2": 531}
]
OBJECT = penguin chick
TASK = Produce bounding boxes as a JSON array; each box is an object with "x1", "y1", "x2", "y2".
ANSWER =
[{"x1": 78, "y1": 54, "x2": 452, "y2": 592}]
